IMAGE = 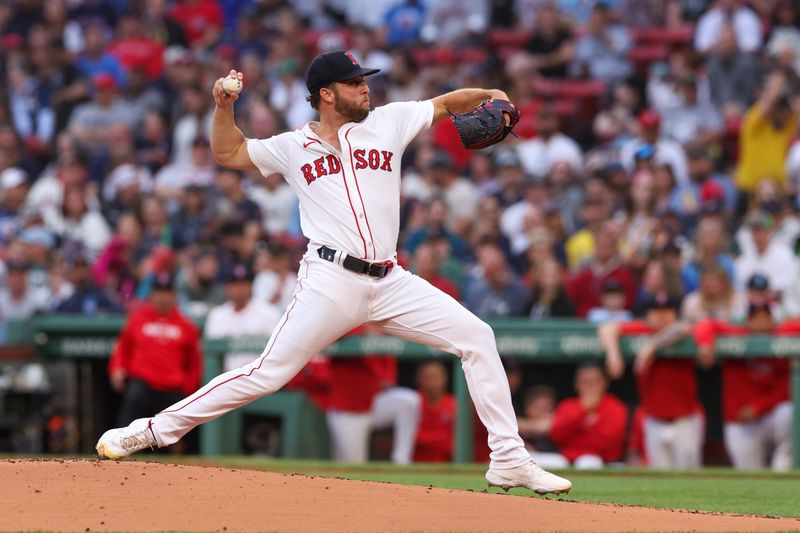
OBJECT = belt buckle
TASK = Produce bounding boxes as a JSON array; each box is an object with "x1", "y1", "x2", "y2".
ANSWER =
[{"x1": 371, "y1": 260, "x2": 394, "y2": 278}]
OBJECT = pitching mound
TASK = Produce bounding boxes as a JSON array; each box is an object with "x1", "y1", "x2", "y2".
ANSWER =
[{"x1": 0, "y1": 460, "x2": 797, "y2": 532}]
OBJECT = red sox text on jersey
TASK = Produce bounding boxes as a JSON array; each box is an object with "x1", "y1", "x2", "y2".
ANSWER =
[{"x1": 301, "y1": 150, "x2": 394, "y2": 185}]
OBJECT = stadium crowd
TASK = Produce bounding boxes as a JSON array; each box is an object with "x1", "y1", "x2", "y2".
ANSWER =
[{"x1": 0, "y1": 0, "x2": 798, "y2": 469}]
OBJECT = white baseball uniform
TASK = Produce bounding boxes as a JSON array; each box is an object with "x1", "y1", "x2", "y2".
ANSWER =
[
  {"x1": 724, "y1": 401, "x2": 793, "y2": 471},
  {"x1": 150, "y1": 100, "x2": 531, "y2": 468},
  {"x1": 204, "y1": 299, "x2": 282, "y2": 371}
]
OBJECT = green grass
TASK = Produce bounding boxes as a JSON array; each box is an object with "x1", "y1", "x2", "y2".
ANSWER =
[{"x1": 136, "y1": 456, "x2": 800, "y2": 520}]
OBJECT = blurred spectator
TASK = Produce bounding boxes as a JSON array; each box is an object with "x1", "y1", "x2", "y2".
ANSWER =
[
  {"x1": 384, "y1": 0, "x2": 426, "y2": 47},
  {"x1": 549, "y1": 364, "x2": 628, "y2": 468},
  {"x1": 680, "y1": 265, "x2": 747, "y2": 323},
  {"x1": 327, "y1": 329, "x2": 420, "y2": 465},
  {"x1": 490, "y1": 148, "x2": 527, "y2": 208},
  {"x1": 108, "y1": 13, "x2": 165, "y2": 82},
  {"x1": 93, "y1": 213, "x2": 141, "y2": 306},
  {"x1": 516, "y1": 105, "x2": 582, "y2": 179},
  {"x1": 56, "y1": 256, "x2": 123, "y2": 315},
  {"x1": 600, "y1": 293, "x2": 704, "y2": 469},
  {"x1": 410, "y1": 239, "x2": 460, "y2": 300},
  {"x1": 135, "y1": 110, "x2": 173, "y2": 174},
  {"x1": 170, "y1": 184, "x2": 215, "y2": 247},
  {"x1": 155, "y1": 137, "x2": 215, "y2": 207},
  {"x1": 176, "y1": 248, "x2": 224, "y2": 318},
  {"x1": 525, "y1": 3, "x2": 575, "y2": 78},
  {"x1": 621, "y1": 109, "x2": 690, "y2": 186},
  {"x1": 108, "y1": 271, "x2": 201, "y2": 431},
  {"x1": 465, "y1": 243, "x2": 529, "y2": 318},
  {"x1": 694, "y1": 0, "x2": 762, "y2": 54},
  {"x1": 142, "y1": 0, "x2": 188, "y2": 48},
  {"x1": 587, "y1": 277, "x2": 633, "y2": 323},
  {"x1": 47, "y1": 183, "x2": 112, "y2": 260},
  {"x1": 171, "y1": 86, "x2": 213, "y2": 167},
  {"x1": 248, "y1": 172, "x2": 296, "y2": 239},
  {"x1": 6, "y1": 57, "x2": 56, "y2": 150},
  {"x1": 420, "y1": 0, "x2": 489, "y2": 44},
  {"x1": 0, "y1": 168, "x2": 28, "y2": 245},
  {"x1": 204, "y1": 262, "x2": 282, "y2": 371},
  {"x1": 101, "y1": 163, "x2": 154, "y2": 227},
  {"x1": 620, "y1": 170, "x2": 659, "y2": 269},
  {"x1": 682, "y1": 216, "x2": 736, "y2": 292},
  {"x1": 736, "y1": 180, "x2": 800, "y2": 254},
  {"x1": 517, "y1": 385, "x2": 564, "y2": 467},
  {"x1": 686, "y1": 147, "x2": 738, "y2": 215},
  {"x1": 736, "y1": 72, "x2": 796, "y2": 195},
  {"x1": 0, "y1": 260, "x2": 48, "y2": 342},
  {"x1": 413, "y1": 360, "x2": 456, "y2": 463},
  {"x1": 661, "y1": 73, "x2": 723, "y2": 147},
  {"x1": 567, "y1": 222, "x2": 637, "y2": 317},
  {"x1": 571, "y1": 3, "x2": 632, "y2": 84},
  {"x1": 500, "y1": 183, "x2": 547, "y2": 258},
  {"x1": 269, "y1": 58, "x2": 316, "y2": 130},
  {"x1": 767, "y1": 1, "x2": 800, "y2": 76},
  {"x1": 75, "y1": 23, "x2": 127, "y2": 88},
  {"x1": 523, "y1": 258, "x2": 575, "y2": 319},
  {"x1": 734, "y1": 211, "x2": 798, "y2": 297},
  {"x1": 694, "y1": 305, "x2": 796, "y2": 471},
  {"x1": 402, "y1": 198, "x2": 474, "y2": 262},
  {"x1": 252, "y1": 243, "x2": 297, "y2": 313},
  {"x1": 169, "y1": 0, "x2": 224, "y2": 49},
  {"x1": 68, "y1": 74, "x2": 137, "y2": 150},
  {"x1": 706, "y1": 25, "x2": 762, "y2": 120},
  {"x1": 136, "y1": 196, "x2": 184, "y2": 260},
  {"x1": 564, "y1": 195, "x2": 608, "y2": 271},
  {"x1": 637, "y1": 259, "x2": 683, "y2": 312},
  {"x1": 212, "y1": 167, "x2": 262, "y2": 228},
  {"x1": 404, "y1": 150, "x2": 479, "y2": 236}
]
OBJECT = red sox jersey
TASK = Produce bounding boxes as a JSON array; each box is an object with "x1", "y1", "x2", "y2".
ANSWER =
[{"x1": 246, "y1": 101, "x2": 435, "y2": 262}]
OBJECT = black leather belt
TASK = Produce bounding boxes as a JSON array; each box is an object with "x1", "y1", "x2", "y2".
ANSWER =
[{"x1": 317, "y1": 246, "x2": 394, "y2": 278}]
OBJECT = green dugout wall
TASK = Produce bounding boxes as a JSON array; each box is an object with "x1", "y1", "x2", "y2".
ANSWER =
[{"x1": 12, "y1": 316, "x2": 800, "y2": 468}]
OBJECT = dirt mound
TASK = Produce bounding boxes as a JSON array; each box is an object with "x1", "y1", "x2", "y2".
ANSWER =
[{"x1": 0, "y1": 459, "x2": 797, "y2": 532}]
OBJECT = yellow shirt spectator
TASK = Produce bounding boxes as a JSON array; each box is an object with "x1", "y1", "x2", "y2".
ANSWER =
[
  {"x1": 736, "y1": 104, "x2": 796, "y2": 193},
  {"x1": 565, "y1": 229, "x2": 595, "y2": 271}
]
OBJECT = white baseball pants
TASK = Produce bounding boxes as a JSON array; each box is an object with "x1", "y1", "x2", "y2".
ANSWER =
[
  {"x1": 644, "y1": 412, "x2": 704, "y2": 469},
  {"x1": 151, "y1": 252, "x2": 531, "y2": 468},
  {"x1": 326, "y1": 387, "x2": 421, "y2": 464},
  {"x1": 724, "y1": 402, "x2": 793, "y2": 471}
]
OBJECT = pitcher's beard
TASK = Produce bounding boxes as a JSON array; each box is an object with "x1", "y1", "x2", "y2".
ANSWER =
[{"x1": 335, "y1": 98, "x2": 370, "y2": 122}]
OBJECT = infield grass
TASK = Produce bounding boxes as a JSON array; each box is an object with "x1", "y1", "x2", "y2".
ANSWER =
[{"x1": 139, "y1": 456, "x2": 800, "y2": 519}]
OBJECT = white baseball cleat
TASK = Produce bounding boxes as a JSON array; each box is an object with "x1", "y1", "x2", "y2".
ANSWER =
[
  {"x1": 96, "y1": 418, "x2": 157, "y2": 460},
  {"x1": 486, "y1": 461, "x2": 572, "y2": 495}
]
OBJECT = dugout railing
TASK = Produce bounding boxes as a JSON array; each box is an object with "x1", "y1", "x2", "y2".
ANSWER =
[{"x1": 9, "y1": 315, "x2": 800, "y2": 468}]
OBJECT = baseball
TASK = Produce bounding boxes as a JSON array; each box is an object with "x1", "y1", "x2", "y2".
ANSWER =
[{"x1": 222, "y1": 76, "x2": 242, "y2": 94}]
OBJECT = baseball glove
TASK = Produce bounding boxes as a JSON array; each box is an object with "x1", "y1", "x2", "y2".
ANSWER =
[{"x1": 451, "y1": 100, "x2": 521, "y2": 150}]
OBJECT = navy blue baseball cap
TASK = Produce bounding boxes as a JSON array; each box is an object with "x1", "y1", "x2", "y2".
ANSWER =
[
  {"x1": 305, "y1": 50, "x2": 380, "y2": 95},
  {"x1": 222, "y1": 263, "x2": 254, "y2": 283}
]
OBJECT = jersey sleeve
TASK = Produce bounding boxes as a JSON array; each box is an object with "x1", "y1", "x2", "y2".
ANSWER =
[
  {"x1": 378, "y1": 100, "x2": 434, "y2": 148},
  {"x1": 246, "y1": 135, "x2": 289, "y2": 177}
]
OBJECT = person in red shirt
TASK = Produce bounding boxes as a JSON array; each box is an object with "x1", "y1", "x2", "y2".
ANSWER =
[
  {"x1": 567, "y1": 222, "x2": 638, "y2": 317},
  {"x1": 326, "y1": 326, "x2": 420, "y2": 464},
  {"x1": 549, "y1": 364, "x2": 628, "y2": 468},
  {"x1": 411, "y1": 239, "x2": 460, "y2": 301},
  {"x1": 108, "y1": 13, "x2": 165, "y2": 81},
  {"x1": 599, "y1": 292, "x2": 704, "y2": 469},
  {"x1": 109, "y1": 271, "x2": 202, "y2": 429},
  {"x1": 169, "y1": 0, "x2": 223, "y2": 48},
  {"x1": 693, "y1": 278, "x2": 796, "y2": 471},
  {"x1": 413, "y1": 360, "x2": 456, "y2": 462}
]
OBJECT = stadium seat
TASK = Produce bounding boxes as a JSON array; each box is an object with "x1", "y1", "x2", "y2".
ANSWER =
[
  {"x1": 487, "y1": 28, "x2": 533, "y2": 50},
  {"x1": 631, "y1": 25, "x2": 694, "y2": 46}
]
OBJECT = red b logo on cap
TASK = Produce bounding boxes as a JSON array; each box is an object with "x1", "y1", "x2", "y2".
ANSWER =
[{"x1": 344, "y1": 50, "x2": 358, "y2": 66}]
